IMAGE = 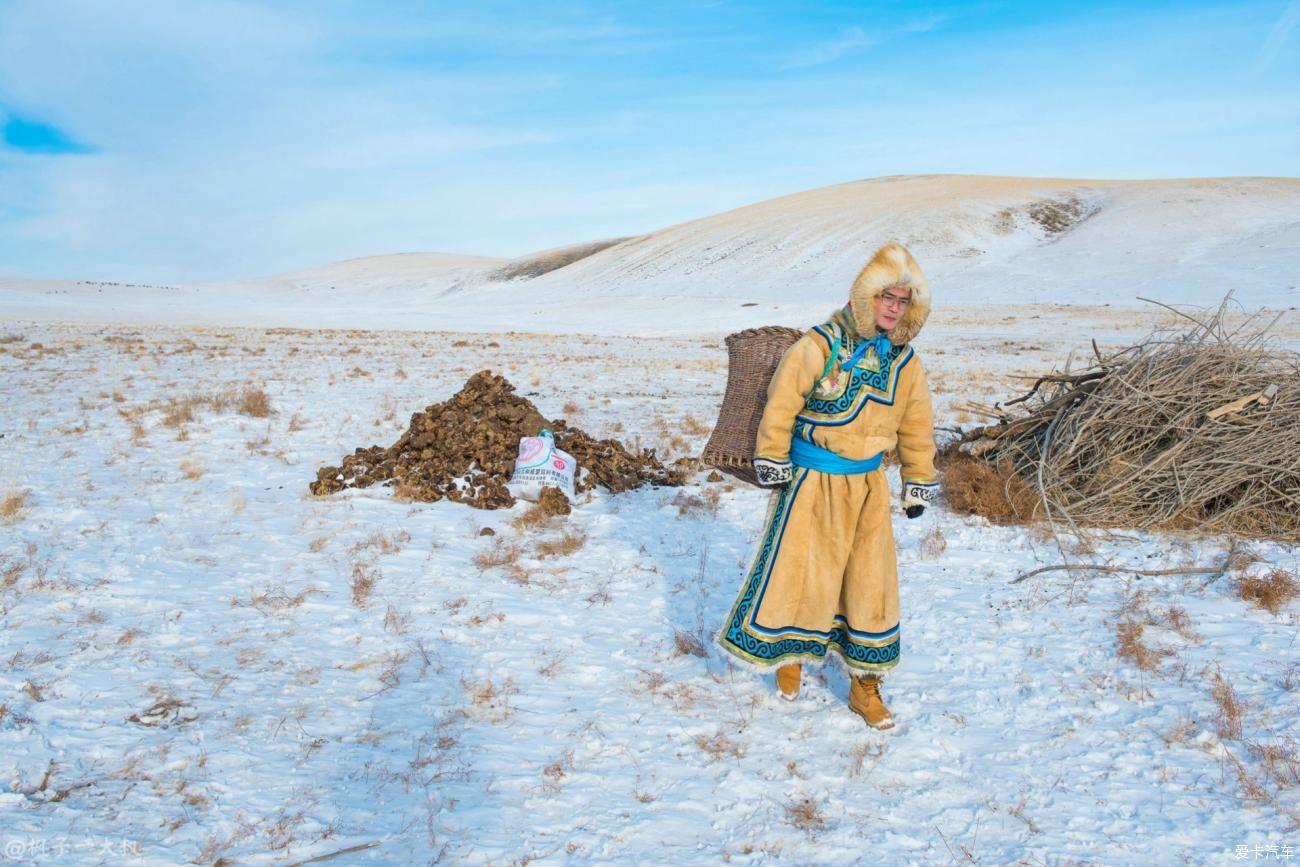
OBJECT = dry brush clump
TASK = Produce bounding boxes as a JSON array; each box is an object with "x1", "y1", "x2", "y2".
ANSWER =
[
  {"x1": 918, "y1": 525, "x2": 947, "y2": 558},
  {"x1": 954, "y1": 302, "x2": 1300, "y2": 540},
  {"x1": 1, "y1": 489, "x2": 31, "y2": 523},
  {"x1": 461, "y1": 674, "x2": 517, "y2": 723},
  {"x1": 1236, "y1": 569, "x2": 1300, "y2": 615},
  {"x1": 1115, "y1": 617, "x2": 1167, "y2": 673},
  {"x1": 135, "y1": 385, "x2": 274, "y2": 428},
  {"x1": 350, "y1": 562, "x2": 381, "y2": 607},
  {"x1": 510, "y1": 487, "x2": 572, "y2": 529},
  {"x1": 2, "y1": 556, "x2": 26, "y2": 589},
  {"x1": 236, "y1": 387, "x2": 273, "y2": 418},
  {"x1": 1112, "y1": 590, "x2": 1207, "y2": 674},
  {"x1": 936, "y1": 448, "x2": 1040, "y2": 525},
  {"x1": 783, "y1": 796, "x2": 828, "y2": 836},
  {"x1": 694, "y1": 731, "x2": 744, "y2": 761},
  {"x1": 671, "y1": 485, "x2": 724, "y2": 518},
  {"x1": 535, "y1": 531, "x2": 586, "y2": 559},
  {"x1": 473, "y1": 540, "x2": 523, "y2": 572},
  {"x1": 1210, "y1": 669, "x2": 1245, "y2": 741},
  {"x1": 673, "y1": 629, "x2": 708, "y2": 658}
]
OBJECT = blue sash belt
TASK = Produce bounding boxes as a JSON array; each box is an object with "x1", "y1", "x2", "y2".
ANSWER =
[{"x1": 790, "y1": 437, "x2": 883, "y2": 475}]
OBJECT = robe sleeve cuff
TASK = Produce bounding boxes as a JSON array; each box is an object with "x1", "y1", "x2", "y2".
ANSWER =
[
  {"x1": 903, "y1": 480, "x2": 939, "y2": 508},
  {"x1": 753, "y1": 458, "x2": 793, "y2": 487}
]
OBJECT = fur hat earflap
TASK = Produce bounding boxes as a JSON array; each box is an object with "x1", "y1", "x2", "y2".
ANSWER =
[{"x1": 849, "y1": 242, "x2": 931, "y2": 345}]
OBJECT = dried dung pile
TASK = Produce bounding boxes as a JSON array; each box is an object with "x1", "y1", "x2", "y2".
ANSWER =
[
  {"x1": 952, "y1": 304, "x2": 1300, "y2": 541},
  {"x1": 310, "y1": 370, "x2": 690, "y2": 509}
]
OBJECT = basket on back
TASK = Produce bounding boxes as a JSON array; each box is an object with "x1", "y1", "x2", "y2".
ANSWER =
[{"x1": 703, "y1": 325, "x2": 804, "y2": 486}]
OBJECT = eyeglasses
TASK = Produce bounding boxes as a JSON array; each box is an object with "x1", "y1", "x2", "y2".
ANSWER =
[{"x1": 877, "y1": 291, "x2": 911, "y2": 310}]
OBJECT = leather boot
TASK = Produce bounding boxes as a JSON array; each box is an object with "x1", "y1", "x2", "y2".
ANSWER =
[
  {"x1": 775, "y1": 663, "x2": 801, "y2": 701},
  {"x1": 849, "y1": 674, "x2": 895, "y2": 729}
]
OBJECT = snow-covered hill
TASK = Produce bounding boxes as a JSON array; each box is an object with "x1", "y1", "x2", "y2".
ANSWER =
[{"x1": 3, "y1": 175, "x2": 1297, "y2": 333}]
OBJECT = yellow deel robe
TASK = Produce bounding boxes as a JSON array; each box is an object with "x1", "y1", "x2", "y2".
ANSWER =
[{"x1": 717, "y1": 305, "x2": 938, "y2": 675}]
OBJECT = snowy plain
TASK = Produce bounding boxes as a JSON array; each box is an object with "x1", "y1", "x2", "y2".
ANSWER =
[{"x1": 2, "y1": 175, "x2": 1300, "y2": 865}]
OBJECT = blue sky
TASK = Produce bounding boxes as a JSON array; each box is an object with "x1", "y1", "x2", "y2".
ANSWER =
[{"x1": 1, "y1": 0, "x2": 1297, "y2": 282}]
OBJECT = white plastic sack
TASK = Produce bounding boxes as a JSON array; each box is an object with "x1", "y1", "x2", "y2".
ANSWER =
[{"x1": 507, "y1": 429, "x2": 576, "y2": 502}]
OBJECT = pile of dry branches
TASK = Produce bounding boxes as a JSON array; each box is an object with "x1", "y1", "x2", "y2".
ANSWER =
[{"x1": 955, "y1": 300, "x2": 1300, "y2": 541}]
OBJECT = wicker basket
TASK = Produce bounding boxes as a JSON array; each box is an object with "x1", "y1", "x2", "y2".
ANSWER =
[{"x1": 702, "y1": 325, "x2": 804, "y2": 486}]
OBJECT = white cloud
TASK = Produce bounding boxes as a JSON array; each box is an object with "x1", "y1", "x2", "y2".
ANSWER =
[
  {"x1": 780, "y1": 26, "x2": 881, "y2": 70},
  {"x1": 1258, "y1": 0, "x2": 1300, "y2": 71}
]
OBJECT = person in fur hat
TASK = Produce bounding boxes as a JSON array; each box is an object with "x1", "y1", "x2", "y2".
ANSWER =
[{"x1": 716, "y1": 242, "x2": 938, "y2": 729}]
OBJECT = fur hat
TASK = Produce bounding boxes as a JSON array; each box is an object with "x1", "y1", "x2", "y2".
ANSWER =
[{"x1": 848, "y1": 242, "x2": 930, "y2": 345}]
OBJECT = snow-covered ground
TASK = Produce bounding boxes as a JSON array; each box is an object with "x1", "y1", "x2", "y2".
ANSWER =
[{"x1": 2, "y1": 301, "x2": 1298, "y2": 865}]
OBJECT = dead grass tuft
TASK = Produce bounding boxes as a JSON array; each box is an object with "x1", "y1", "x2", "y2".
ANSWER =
[
  {"x1": 638, "y1": 669, "x2": 698, "y2": 711},
  {"x1": 156, "y1": 385, "x2": 273, "y2": 427},
  {"x1": 673, "y1": 629, "x2": 708, "y2": 658},
  {"x1": 349, "y1": 530, "x2": 411, "y2": 556},
  {"x1": 1159, "y1": 604, "x2": 1200, "y2": 642},
  {"x1": 473, "y1": 541, "x2": 523, "y2": 572},
  {"x1": 849, "y1": 741, "x2": 887, "y2": 778},
  {"x1": 918, "y1": 525, "x2": 947, "y2": 558},
  {"x1": 234, "y1": 583, "x2": 317, "y2": 616},
  {"x1": 783, "y1": 796, "x2": 828, "y2": 836},
  {"x1": 3, "y1": 557, "x2": 26, "y2": 589},
  {"x1": 536, "y1": 531, "x2": 586, "y2": 559},
  {"x1": 1210, "y1": 669, "x2": 1244, "y2": 741},
  {"x1": 1248, "y1": 736, "x2": 1300, "y2": 791},
  {"x1": 180, "y1": 459, "x2": 205, "y2": 480},
  {"x1": 694, "y1": 732, "x2": 745, "y2": 761},
  {"x1": 383, "y1": 604, "x2": 412, "y2": 634},
  {"x1": 1116, "y1": 618, "x2": 1163, "y2": 672},
  {"x1": 672, "y1": 487, "x2": 722, "y2": 517},
  {"x1": 1223, "y1": 746, "x2": 1269, "y2": 801},
  {"x1": 161, "y1": 395, "x2": 203, "y2": 427},
  {"x1": 511, "y1": 498, "x2": 566, "y2": 530},
  {"x1": 1236, "y1": 569, "x2": 1300, "y2": 615},
  {"x1": 351, "y1": 563, "x2": 380, "y2": 607},
  {"x1": 237, "y1": 387, "x2": 272, "y2": 417},
  {"x1": 461, "y1": 674, "x2": 516, "y2": 722},
  {"x1": 681, "y1": 414, "x2": 711, "y2": 436},
  {"x1": 541, "y1": 750, "x2": 575, "y2": 793},
  {"x1": 1162, "y1": 717, "x2": 1197, "y2": 747},
  {"x1": 537, "y1": 652, "x2": 564, "y2": 678},
  {"x1": 1, "y1": 489, "x2": 31, "y2": 522}
]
